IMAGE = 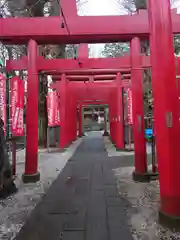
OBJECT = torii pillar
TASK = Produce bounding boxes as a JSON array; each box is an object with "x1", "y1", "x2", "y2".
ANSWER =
[
  {"x1": 69, "y1": 93, "x2": 77, "y2": 142},
  {"x1": 72, "y1": 97, "x2": 78, "y2": 141},
  {"x1": 109, "y1": 90, "x2": 118, "y2": 144},
  {"x1": 177, "y1": 57, "x2": 180, "y2": 113},
  {"x1": 115, "y1": 73, "x2": 124, "y2": 150},
  {"x1": 149, "y1": 0, "x2": 180, "y2": 227},
  {"x1": 59, "y1": 74, "x2": 68, "y2": 149},
  {"x1": 77, "y1": 44, "x2": 88, "y2": 137},
  {"x1": 78, "y1": 104, "x2": 84, "y2": 137},
  {"x1": 22, "y1": 39, "x2": 40, "y2": 183},
  {"x1": 109, "y1": 98, "x2": 114, "y2": 142},
  {"x1": 131, "y1": 37, "x2": 147, "y2": 182},
  {"x1": 103, "y1": 108, "x2": 109, "y2": 136}
]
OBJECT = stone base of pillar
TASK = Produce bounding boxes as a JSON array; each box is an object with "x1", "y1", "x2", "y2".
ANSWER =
[
  {"x1": 65, "y1": 142, "x2": 72, "y2": 148},
  {"x1": 109, "y1": 137, "x2": 115, "y2": 144},
  {"x1": 22, "y1": 172, "x2": 40, "y2": 183},
  {"x1": 59, "y1": 148, "x2": 66, "y2": 153},
  {"x1": 79, "y1": 133, "x2": 85, "y2": 138},
  {"x1": 0, "y1": 180, "x2": 17, "y2": 199},
  {"x1": 59, "y1": 146, "x2": 70, "y2": 153},
  {"x1": 59, "y1": 142, "x2": 72, "y2": 152},
  {"x1": 49, "y1": 144, "x2": 57, "y2": 148},
  {"x1": 132, "y1": 171, "x2": 158, "y2": 182},
  {"x1": 132, "y1": 171, "x2": 150, "y2": 182},
  {"x1": 149, "y1": 172, "x2": 159, "y2": 181},
  {"x1": 103, "y1": 131, "x2": 109, "y2": 136},
  {"x1": 48, "y1": 148, "x2": 66, "y2": 153},
  {"x1": 116, "y1": 147, "x2": 134, "y2": 152},
  {"x1": 159, "y1": 211, "x2": 180, "y2": 230}
]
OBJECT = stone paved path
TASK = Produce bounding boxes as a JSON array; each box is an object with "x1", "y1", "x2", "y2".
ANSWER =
[{"x1": 15, "y1": 132, "x2": 133, "y2": 240}]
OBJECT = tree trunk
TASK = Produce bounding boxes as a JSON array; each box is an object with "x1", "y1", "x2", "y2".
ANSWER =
[
  {"x1": 50, "y1": 0, "x2": 66, "y2": 58},
  {"x1": 134, "y1": 0, "x2": 147, "y2": 10}
]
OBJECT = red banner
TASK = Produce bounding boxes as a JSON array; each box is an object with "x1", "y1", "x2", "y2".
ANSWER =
[
  {"x1": 0, "y1": 74, "x2": 6, "y2": 134},
  {"x1": 47, "y1": 91, "x2": 60, "y2": 127},
  {"x1": 127, "y1": 88, "x2": 133, "y2": 124},
  {"x1": 11, "y1": 77, "x2": 24, "y2": 136}
]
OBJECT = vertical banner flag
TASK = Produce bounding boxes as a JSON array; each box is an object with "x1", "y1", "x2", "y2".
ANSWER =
[
  {"x1": 55, "y1": 92, "x2": 60, "y2": 126},
  {"x1": 17, "y1": 80, "x2": 24, "y2": 135},
  {"x1": 127, "y1": 88, "x2": 133, "y2": 124},
  {"x1": 47, "y1": 91, "x2": 60, "y2": 127},
  {"x1": 11, "y1": 77, "x2": 24, "y2": 136},
  {"x1": 0, "y1": 74, "x2": 6, "y2": 134}
]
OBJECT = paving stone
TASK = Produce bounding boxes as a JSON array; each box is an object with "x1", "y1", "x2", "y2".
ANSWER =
[
  {"x1": 91, "y1": 163, "x2": 104, "y2": 190},
  {"x1": 62, "y1": 212, "x2": 86, "y2": 231},
  {"x1": 103, "y1": 173, "x2": 117, "y2": 185},
  {"x1": 74, "y1": 177, "x2": 90, "y2": 195},
  {"x1": 86, "y1": 220, "x2": 109, "y2": 240},
  {"x1": 108, "y1": 207, "x2": 133, "y2": 240},
  {"x1": 48, "y1": 197, "x2": 87, "y2": 215},
  {"x1": 104, "y1": 185, "x2": 118, "y2": 197},
  {"x1": 87, "y1": 190, "x2": 106, "y2": 218},
  {"x1": 91, "y1": 178, "x2": 104, "y2": 190},
  {"x1": 70, "y1": 163, "x2": 93, "y2": 179},
  {"x1": 61, "y1": 231, "x2": 84, "y2": 240},
  {"x1": 106, "y1": 197, "x2": 124, "y2": 207},
  {"x1": 86, "y1": 189, "x2": 108, "y2": 240},
  {"x1": 15, "y1": 214, "x2": 68, "y2": 240}
]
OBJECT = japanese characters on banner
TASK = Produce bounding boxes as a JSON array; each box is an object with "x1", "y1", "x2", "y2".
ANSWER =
[
  {"x1": 0, "y1": 74, "x2": 6, "y2": 134},
  {"x1": 127, "y1": 88, "x2": 133, "y2": 124},
  {"x1": 47, "y1": 91, "x2": 60, "y2": 127},
  {"x1": 17, "y1": 80, "x2": 24, "y2": 135},
  {"x1": 11, "y1": 77, "x2": 24, "y2": 136}
]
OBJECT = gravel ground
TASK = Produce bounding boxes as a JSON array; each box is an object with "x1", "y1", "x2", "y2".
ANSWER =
[
  {"x1": 103, "y1": 136, "x2": 180, "y2": 239},
  {"x1": 114, "y1": 166, "x2": 180, "y2": 239}
]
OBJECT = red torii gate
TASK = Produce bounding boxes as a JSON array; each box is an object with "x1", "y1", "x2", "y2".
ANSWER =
[
  {"x1": 2, "y1": 0, "x2": 180, "y2": 226},
  {"x1": 77, "y1": 100, "x2": 108, "y2": 138},
  {"x1": 8, "y1": 43, "x2": 146, "y2": 181},
  {"x1": 66, "y1": 57, "x2": 131, "y2": 139},
  {"x1": 49, "y1": 45, "x2": 131, "y2": 149},
  {"x1": 66, "y1": 77, "x2": 131, "y2": 143},
  {"x1": 7, "y1": 41, "x2": 179, "y2": 198},
  {"x1": 51, "y1": 76, "x2": 117, "y2": 148},
  {"x1": 6, "y1": 44, "x2": 146, "y2": 182}
]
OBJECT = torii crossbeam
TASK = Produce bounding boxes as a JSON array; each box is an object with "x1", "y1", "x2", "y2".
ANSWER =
[
  {"x1": 6, "y1": 55, "x2": 151, "y2": 72},
  {"x1": 0, "y1": 2, "x2": 180, "y2": 44}
]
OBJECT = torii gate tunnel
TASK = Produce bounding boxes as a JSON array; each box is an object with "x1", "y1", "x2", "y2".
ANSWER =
[{"x1": 2, "y1": 0, "x2": 180, "y2": 227}]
